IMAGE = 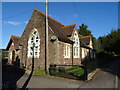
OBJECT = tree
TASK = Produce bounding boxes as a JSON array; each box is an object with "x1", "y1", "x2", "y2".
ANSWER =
[
  {"x1": 97, "y1": 29, "x2": 120, "y2": 55},
  {"x1": 78, "y1": 24, "x2": 92, "y2": 36},
  {"x1": 78, "y1": 24, "x2": 97, "y2": 50},
  {"x1": 0, "y1": 49, "x2": 8, "y2": 59}
]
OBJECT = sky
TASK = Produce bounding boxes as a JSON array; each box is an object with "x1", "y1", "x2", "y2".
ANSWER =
[{"x1": 1, "y1": 2, "x2": 118, "y2": 49}]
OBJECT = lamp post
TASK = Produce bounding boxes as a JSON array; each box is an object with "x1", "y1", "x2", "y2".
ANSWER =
[{"x1": 32, "y1": 42, "x2": 35, "y2": 71}]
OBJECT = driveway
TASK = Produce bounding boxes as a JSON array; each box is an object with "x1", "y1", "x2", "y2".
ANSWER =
[{"x1": 17, "y1": 75, "x2": 84, "y2": 88}]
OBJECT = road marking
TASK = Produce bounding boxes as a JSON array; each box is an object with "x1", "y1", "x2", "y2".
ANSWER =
[
  {"x1": 113, "y1": 75, "x2": 118, "y2": 90},
  {"x1": 115, "y1": 75, "x2": 118, "y2": 88}
]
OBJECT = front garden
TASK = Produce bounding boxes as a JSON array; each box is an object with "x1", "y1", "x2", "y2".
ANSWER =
[{"x1": 49, "y1": 65, "x2": 86, "y2": 80}]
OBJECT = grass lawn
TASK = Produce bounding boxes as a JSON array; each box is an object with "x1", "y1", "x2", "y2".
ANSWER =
[
  {"x1": 49, "y1": 66, "x2": 85, "y2": 80},
  {"x1": 34, "y1": 70, "x2": 46, "y2": 76}
]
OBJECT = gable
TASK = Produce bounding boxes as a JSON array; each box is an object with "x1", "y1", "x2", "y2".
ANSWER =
[
  {"x1": 80, "y1": 36, "x2": 91, "y2": 45},
  {"x1": 6, "y1": 35, "x2": 21, "y2": 50}
]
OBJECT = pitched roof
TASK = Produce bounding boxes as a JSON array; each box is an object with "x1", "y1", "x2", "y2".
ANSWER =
[
  {"x1": 80, "y1": 36, "x2": 91, "y2": 45},
  {"x1": 6, "y1": 35, "x2": 21, "y2": 50},
  {"x1": 62, "y1": 24, "x2": 76, "y2": 37},
  {"x1": 35, "y1": 8, "x2": 75, "y2": 44}
]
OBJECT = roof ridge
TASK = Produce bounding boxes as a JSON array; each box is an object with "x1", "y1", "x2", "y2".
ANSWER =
[
  {"x1": 34, "y1": 8, "x2": 64, "y2": 26},
  {"x1": 11, "y1": 35, "x2": 21, "y2": 39},
  {"x1": 63, "y1": 24, "x2": 76, "y2": 28},
  {"x1": 81, "y1": 36, "x2": 91, "y2": 38}
]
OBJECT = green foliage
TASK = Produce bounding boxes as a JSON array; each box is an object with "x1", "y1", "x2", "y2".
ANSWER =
[
  {"x1": 78, "y1": 24, "x2": 97, "y2": 50},
  {"x1": 78, "y1": 24, "x2": 92, "y2": 36},
  {"x1": 86, "y1": 60, "x2": 98, "y2": 74},
  {"x1": 49, "y1": 66, "x2": 84, "y2": 80},
  {"x1": 66, "y1": 66, "x2": 84, "y2": 76},
  {"x1": 92, "y1": 36, "x2": 98, "y2": 50},
  {"x1": 0, "y1": 49, "x2": 8, "y2": 59},
  {"x1": 96, "y1": 50, "x2": 114, "y2": 67},
  {"x1": 98, "y1": 29, "x2": 120, "y2": 55}
]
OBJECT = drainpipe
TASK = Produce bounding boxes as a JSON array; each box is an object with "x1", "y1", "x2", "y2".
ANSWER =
[{"x1": 72, "y1": 43, "x2": 74, "y2": 66}]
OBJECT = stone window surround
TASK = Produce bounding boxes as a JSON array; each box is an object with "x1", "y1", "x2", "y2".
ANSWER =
[
  {"x1": 64, "y1": 43, "x2": 70, "y2": 58},
  {"x1": 73, "y1": 31, "x2": 80, "y2": 58},
  {"x1": 27, "y1": 28, "x2": 40, "y2": 58}
]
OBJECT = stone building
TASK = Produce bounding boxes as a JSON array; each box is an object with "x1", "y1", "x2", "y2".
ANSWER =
[{"x1": 6, "y1": 8, "x2": 95, "y2": 70}]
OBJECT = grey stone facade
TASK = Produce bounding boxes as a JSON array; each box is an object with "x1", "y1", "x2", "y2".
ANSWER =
[{"x1": 6, "y1": 8, "x2": 95, "y2": 71}]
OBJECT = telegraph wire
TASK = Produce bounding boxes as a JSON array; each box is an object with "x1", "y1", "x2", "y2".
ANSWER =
[
  {"x1": 0, "y1": 5, "x2": 44, "y2": 21},
  {"x1": 73, "y1": 2, "x2": 84, "y2": 24},
  {"x1": 0, "y1": 9, "x2": 34, "y2": 21}
]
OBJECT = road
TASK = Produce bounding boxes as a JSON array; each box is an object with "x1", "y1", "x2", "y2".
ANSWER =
[
  {"x1": 17, "y1": 59, "x2": 120, "y2": 89},
  {"x1": 17, "y1": 75, "x2": 84, "y2": 88},
  {"x1": 80, "y1": 59, "x2": 120, "y2": 88}
]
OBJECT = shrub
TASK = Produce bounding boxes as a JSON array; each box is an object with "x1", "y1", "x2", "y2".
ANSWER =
[
  {"x1": 66, "y1": 66, "x2": 84, "y2": 76},
  {"x1": 58, "y1": 67, "x2": 65, "y2": 72},
  {"x1": 96, "y1": 50, "x2": 114, "y2": 67}
]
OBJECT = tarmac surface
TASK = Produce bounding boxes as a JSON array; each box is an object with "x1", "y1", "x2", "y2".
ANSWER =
[
  {"x1": 17, "y1": 74, "x2": 84, "y2": 88},
  {"x1": 80, "y1": 59, "x2": 120, "y2": 88}
]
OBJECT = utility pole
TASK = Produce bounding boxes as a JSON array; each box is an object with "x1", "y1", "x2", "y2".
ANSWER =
[{"x1": 45, "y1": 0, "x2": 49, "y2": 73}]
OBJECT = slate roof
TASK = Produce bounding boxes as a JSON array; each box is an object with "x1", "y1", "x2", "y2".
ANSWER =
[
  {"x1": 80, "y1": 36, "x2": 91, "y2": 45},
  {"x1": 35, "y1": 8, "x2": 74, "y2": 44}
]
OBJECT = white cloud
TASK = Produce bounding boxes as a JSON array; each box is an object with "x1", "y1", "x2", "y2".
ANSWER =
[
  {"x1": 49, "y1": 14, "x2": 53, "y2": 17},
  {"x1": 72, "y1": 14, "x2": 79, "y2": 18},
  {"x1": 24, "y1": 21, "x2": 28, "y2": 24},
  {"x1": 4, "y1": 21, "x2": 21, "y2": 25},
  {"x1": 67, "y1": 13, "x2": 79, "y2": 18}
]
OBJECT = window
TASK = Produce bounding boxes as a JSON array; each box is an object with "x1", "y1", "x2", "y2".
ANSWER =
[
  {"x1": 31, "y1": 37, "x2": 33, "y2": 43},
  {"x1": 34, "y1": 31, "x2": 36, "y2": 34},
  {"x1": 64, "y1": 44, "x2": 70, "y2": 58},
  {"x1": 73, "y1": 31, "x2": 79, "y2": 58},
  {"x1": 27, "y1": 29, "x2": 40, "y2": 58},
  {"x1": 36, "y1": 36, "x2": 39, "y2": 42}
]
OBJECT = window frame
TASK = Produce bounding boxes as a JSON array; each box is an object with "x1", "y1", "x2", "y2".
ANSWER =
[
  {"x1": 64, "y1": 44, "x2": 70, "y2": 58},
  {"x1": 73, "y1": 31, "x2": 80, "y2": 58},
  {"x1": 27, "y1": 29, "x2": 40, "y2": 58}
]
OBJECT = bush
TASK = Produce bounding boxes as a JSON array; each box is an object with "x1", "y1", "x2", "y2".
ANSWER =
[
  {"x1": 96, "y1": 50, "x2": 114, "y2": 67},
  {"x1": 58, "y1": 67, "x2": 65, "y2": 72}
]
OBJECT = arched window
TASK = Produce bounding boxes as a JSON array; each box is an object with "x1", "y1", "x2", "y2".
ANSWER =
[{"x1": 27, "y1": 28, "x2": 40, "y2": 58}]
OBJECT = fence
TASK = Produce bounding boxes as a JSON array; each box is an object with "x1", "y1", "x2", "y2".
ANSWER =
[{"x1": 49, "y1": 64, "x2": 88, "y2": 80}]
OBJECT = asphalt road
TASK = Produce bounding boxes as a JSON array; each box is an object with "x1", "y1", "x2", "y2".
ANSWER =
[
  {"x1": 81, "y1": 59, "x2": 120, "y2": 88},
  {"x1": 17, "y1": 75, "x2": 84, "y2": 88}
]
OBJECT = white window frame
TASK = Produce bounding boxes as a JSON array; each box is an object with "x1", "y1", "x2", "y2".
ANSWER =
[
  {"x1": 64, "y1": 44, "x2": 70, "y2": 58},
  {"x1": 73, "y1": 31, "x2": 80, "y2": 58},
  {"x1": 27, "y1": 28, "x2": 40, "y2": 58}
]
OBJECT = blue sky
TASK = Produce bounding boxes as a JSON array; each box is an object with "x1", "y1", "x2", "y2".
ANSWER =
[{"x1": 2, "y1": 2, "x2": 118, "y2": 49}]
